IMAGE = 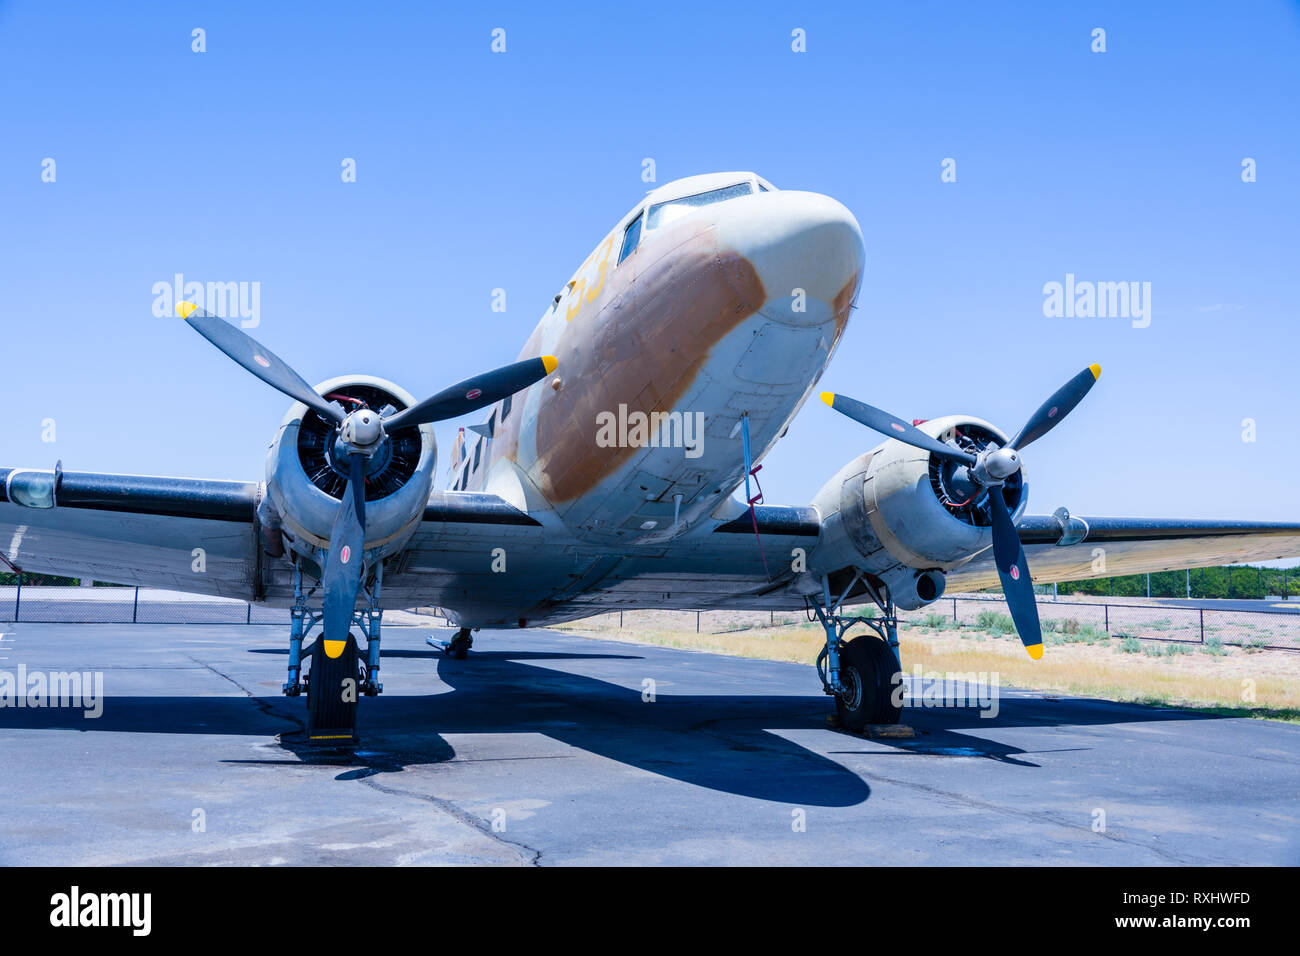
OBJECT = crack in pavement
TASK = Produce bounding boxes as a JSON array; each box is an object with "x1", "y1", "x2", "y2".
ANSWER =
[
  {"x1": 188, "y1": 655, "x2": 305, "y2": 732},
  {"x1": 357, "y1": 774, "x2": 543, "y2": 866},
  {"x1": 846, "y1": 764, "x2": 1198, "y2": 864},
  {"x1": 191, "y1": 656, "x2": 540, "y2": 865}
]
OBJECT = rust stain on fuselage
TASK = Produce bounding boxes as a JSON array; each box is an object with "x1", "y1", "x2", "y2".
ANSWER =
[{"x1": 528, "y1": 220, "x2": 766, "y2": 504}]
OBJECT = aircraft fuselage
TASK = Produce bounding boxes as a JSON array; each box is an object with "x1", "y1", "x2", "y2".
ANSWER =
[{"x1": 452, "y1": 172, "x2": 865, "y2": 546}]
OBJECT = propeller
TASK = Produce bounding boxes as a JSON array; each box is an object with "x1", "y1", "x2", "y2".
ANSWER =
[
  {"x1": 820, "y1": 363, "x2": 1101, "y2": 659},
  {"x1": 178, "y1": 302, "x2": 345, "y2": 425},
  {"x1": 382, "y1": 356, "x2": 558, "y2": 431},
  {"x1": 177, "y1": 303, "x2": 557, "y2": 646},
  {"x1": 320, "y1": 452, "x2": 367, "y2": 659}
]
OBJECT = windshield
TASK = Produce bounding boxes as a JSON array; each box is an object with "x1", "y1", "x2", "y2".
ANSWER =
[{"x1": 646, "y1": 182, "x2": 753, "y2": 230}]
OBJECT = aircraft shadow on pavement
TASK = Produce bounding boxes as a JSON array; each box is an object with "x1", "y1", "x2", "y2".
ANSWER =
[{"x1": 0, "y1": 646, "x2": 1228, "y2": 808}]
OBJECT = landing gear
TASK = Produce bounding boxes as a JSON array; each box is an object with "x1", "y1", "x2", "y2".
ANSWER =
[
  {"x1": 428, "y1": 627, "x2": 474, "y2": 659},
  {"x1": 448, "y1": 628, "x2": 473, "y2": 659},
  {"x1": 283, "y1": 562, "x2": 385, "y2": 743},
  {"x1": 811, "y1": 571, "x2": 904, "y2": 731}
]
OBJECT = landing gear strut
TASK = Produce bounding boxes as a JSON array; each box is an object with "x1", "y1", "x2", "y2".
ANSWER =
[
  {"x1": 283, "y1": 562, "x2": 385, "y2": 743},
  {"x1": 810, "y1": 571, "x2": 903, "y2": 731}
]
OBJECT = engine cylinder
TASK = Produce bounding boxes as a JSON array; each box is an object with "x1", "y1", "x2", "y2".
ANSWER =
[
  {"x1": 264, "y1": 375, "x2": 436, "y2": 560},
  {"x1": 811, "y1": 415, "x2": 1027, "y2": 593}
]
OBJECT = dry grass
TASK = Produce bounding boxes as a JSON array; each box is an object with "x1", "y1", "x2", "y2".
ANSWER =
[{"x1": 553, "y1": 617, "x2": 1300, "y2": 722}]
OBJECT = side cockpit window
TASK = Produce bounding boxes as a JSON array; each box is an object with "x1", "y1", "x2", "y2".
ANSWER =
[{"x1": 618, "y1": 211, "x2": 643, "y2": 264}]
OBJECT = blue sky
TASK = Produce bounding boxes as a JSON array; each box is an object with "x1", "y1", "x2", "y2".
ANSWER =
[{"x1": 2, "y1": 1, "x2": 1297, "y2": 522}]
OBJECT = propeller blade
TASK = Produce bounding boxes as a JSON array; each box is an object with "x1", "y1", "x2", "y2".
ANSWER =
[
  {"x1": 987, "y1": 489, "x2": 1043, "y2": 659},
  {"x1": 320, "y1": 453, "x2": 367, "y2": 658},
  {"x1": 819, "y1": 392, "x2": 976, "y2": 466},
  {"x1": 1007, "y1": 364, "x2": 1100, "y2": 451},
  {"x1": 383, "y1": 356, "x2": 558, "y2": 431},
  {"x1": 177, "y1": 304, "x2": 344, "y2": 424}
]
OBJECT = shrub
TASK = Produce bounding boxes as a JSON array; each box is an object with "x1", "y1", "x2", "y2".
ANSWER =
[
  {"x1": 1119, "y1": 637, "x2": 1141, "y2": 654},
  {"x1": 1201, "y1": 636, "x2": 1227, "y2": 656},
  {"x1": 976, "y1": 610, "x2": 1017, "y2": 634},
  {"x1": 922, "y1": 612, "x2": 948, "y2": 629}
]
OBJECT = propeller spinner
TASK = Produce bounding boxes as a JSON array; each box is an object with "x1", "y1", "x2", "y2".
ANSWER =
[{"x1": 820, "y1": 363, "x2": 1100, "y2": 659}]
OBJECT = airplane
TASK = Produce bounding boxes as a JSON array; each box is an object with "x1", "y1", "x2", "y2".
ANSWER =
[{"x1": 4, "y1": 171, "x2": 1299, "y2": 742}]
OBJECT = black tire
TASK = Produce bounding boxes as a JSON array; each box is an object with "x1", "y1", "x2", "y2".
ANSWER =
[
  {"x1": 862, "y1": 635, "x2": 903, "y2": 725},
  {"x1": 307, "y1": 634, "x2": 359, "y2": 740},
  {"x1": 834, "y1": 636, "x2": 903, "y2": 730},
  {"x1": 449, "y1": 628, "x2": 471, "y2": 660}
]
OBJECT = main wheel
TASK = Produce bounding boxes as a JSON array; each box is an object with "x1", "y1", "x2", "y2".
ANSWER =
[
  {"x1": 834, "y1": 636, "x2": 903, "y2": 730},
  {"x1": 306, "y1": 634, "x2": 359, "y2": 741}
]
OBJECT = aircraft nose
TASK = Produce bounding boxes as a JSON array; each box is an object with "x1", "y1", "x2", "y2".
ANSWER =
[{"x1": 716, "y1": 190, "x2": 865, "y2": 326}]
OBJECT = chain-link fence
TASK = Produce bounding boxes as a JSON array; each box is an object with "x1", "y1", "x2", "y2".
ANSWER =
[
  {"x1": 5, "y1": 582, "x2": 1298, "y2": 651},
  {"x1": 569, "y1": 608, "x2": 814, "y2": 635},
  {"x1": 900, "y1": 595, "x2": 1300, "y2": 651},
  {"x1": 562, "y1": 598, "x2": 1300, "y2": 651},
  {"x1": 0, "y1": 584, "x2": 290, "y2": 625}
]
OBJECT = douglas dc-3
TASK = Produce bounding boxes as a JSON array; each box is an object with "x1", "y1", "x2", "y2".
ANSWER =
[{"x1": 4, "y1": 172, "x2": 1300, "y2": 741}]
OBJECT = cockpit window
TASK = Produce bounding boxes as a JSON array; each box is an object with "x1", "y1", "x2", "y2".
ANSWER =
[
  {"x1": 618, "y1": 211, "x2": 643, "y2": 264},
  {"x1": 646, "y1": 182, "x2": 753, "y2": 230}
]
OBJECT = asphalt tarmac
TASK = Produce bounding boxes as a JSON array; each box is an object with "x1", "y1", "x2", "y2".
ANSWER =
[{"x1": 0, "y1": 622, "x2": 1296, "y2": 865}]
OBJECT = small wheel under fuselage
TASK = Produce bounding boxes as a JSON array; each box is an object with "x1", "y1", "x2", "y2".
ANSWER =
[{"x1": 447, "y1": 627, "x2": 473, "y2": 660}]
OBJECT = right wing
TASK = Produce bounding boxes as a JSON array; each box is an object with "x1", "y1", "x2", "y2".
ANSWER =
[{"x1": 1, "y1": 467, "x2": 259, "y2": 599}]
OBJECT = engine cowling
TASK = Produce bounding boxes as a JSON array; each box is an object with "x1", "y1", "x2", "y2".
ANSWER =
[
  {"x1": 262, "y1": 375, "x2": 436, "y2": 563},
  {"x1": 810, "y1": 415, "x2": 1027, "y2": 608}
]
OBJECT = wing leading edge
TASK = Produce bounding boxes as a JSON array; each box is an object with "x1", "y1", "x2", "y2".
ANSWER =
[
  {"x1": 0, "y1": 468, "x2": 260, "y2": 599},
  {"x1": 944, "y1": 514, "x2": 1300, "y2": 593}
]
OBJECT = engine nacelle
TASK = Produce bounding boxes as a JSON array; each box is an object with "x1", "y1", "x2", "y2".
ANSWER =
[
  {"x1": 811, "y1": 415, "x2": 1027, "y2": 609},
  {"x1": 262, "y1": 375, "x2": 436, "y2": 564}
]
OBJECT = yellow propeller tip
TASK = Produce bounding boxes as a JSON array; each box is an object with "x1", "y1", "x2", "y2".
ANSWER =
[
  {"x1": 1088, "y1": 363, "x2": 1101, "y2": 380},
  {"x1": 176, "y1": 302, "x2": 199, "y2": 318},
  {"x1": 542, "y1": 355, "x2": 558, "y2": 374},
  {"x1": 819, "y1": 391, "x2": 835, "y2": 407},
  {"x1": 322, "y1": 639, "x2": 347, "y2": 659},
  {"x1": 1026, "y1": 643, "x2": 1044, "y2": 660}
]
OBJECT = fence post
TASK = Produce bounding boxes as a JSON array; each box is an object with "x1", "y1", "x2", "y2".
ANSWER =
[
  {"x1": 619, "y1": 611, "x2": 623, "y2": 628},
  {"x1": 1199, "y1": 608, "x2": 1204, "y2": 644},
  {"x1": 14, "y1": 572, "x2": 21, "y2": 622},
  {"x1": 246, "y1": 601, "x2": 252, "y2": 625},
  {"x1": 952, "y1": 598, "x2": 957, "y2": 623},
  {"x1": 132, "y1": 587, "x2": 139, "y2": 623},
  {"x1": 696, "y1": 611, "x2": 701, "y2": 633},
  {"x1": 1104, "y1": 604, "x2": 1109, "y2": 633}
]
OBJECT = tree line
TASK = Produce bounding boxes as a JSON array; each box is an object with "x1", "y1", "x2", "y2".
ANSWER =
[{"x1": 1055, "y1": 565, "x2": 1298, "y2": 600}]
